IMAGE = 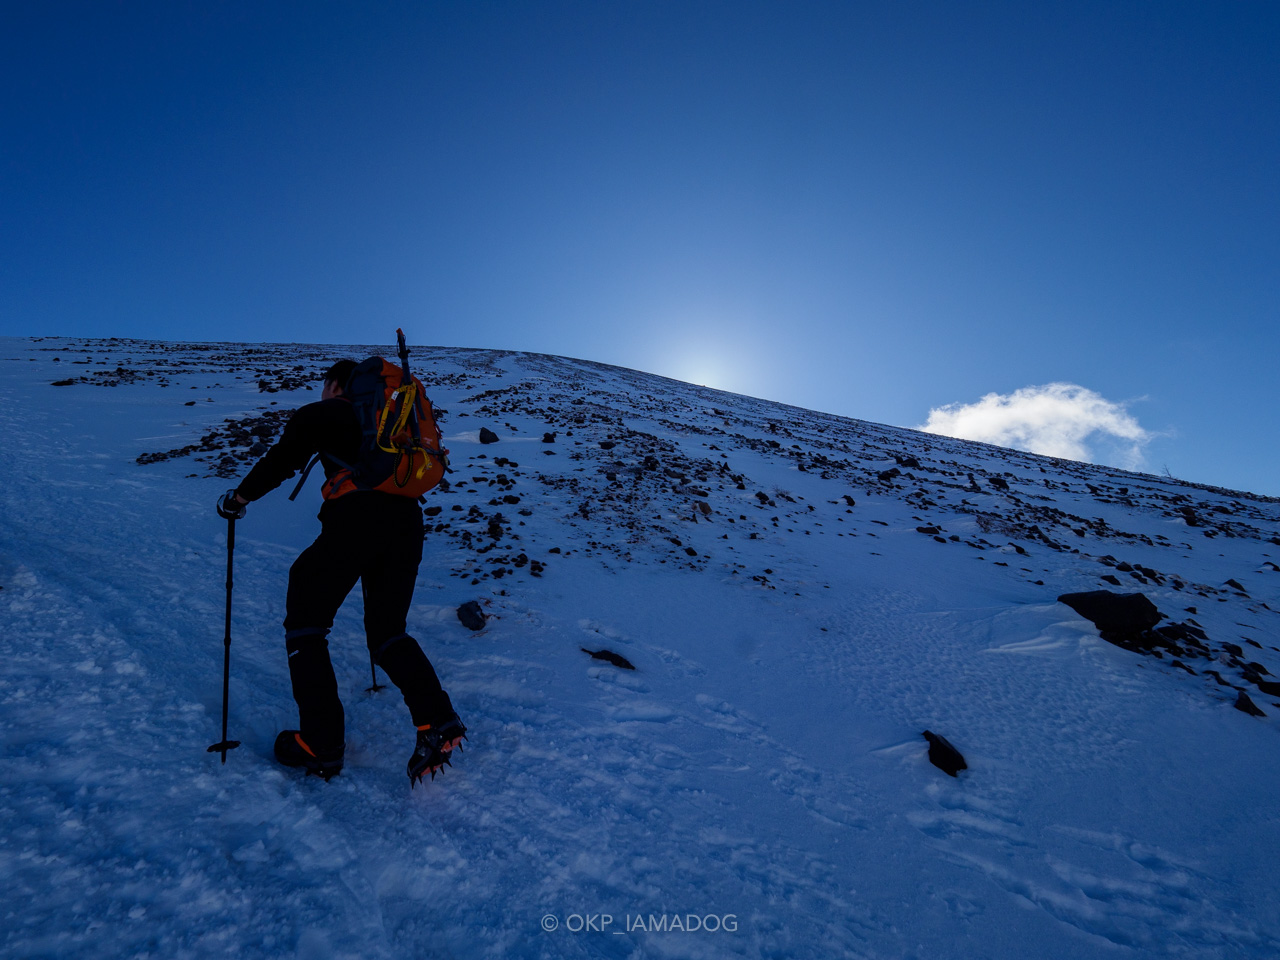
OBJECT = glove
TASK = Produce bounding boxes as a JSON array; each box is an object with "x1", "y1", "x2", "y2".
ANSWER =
[{"x1": 217, "y1": 489, "x2": 248, "y2": 520}]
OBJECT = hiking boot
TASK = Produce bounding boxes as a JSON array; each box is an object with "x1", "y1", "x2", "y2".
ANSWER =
[
  {"x1": 407, "y1": 715, "x2": 467, "y2": 785},
  {"x1": 274, "y1": 730, "x2": 344, "y2": 780}
]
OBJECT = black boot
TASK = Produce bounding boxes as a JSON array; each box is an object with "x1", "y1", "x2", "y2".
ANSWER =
[{"x1": 274, "y1": 730, "x2": 344, "y2": 780}]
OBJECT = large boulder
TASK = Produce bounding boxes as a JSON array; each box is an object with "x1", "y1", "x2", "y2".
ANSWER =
[{"x1": 1058, "y1": 590, "x2": 1164, "y2": 649}]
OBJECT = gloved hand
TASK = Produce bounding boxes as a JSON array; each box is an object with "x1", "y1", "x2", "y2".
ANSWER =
[{"x1": 216, "y1": 489, "x2": 248, "y2": 520}]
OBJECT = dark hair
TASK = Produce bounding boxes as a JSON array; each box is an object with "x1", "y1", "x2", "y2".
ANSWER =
[{"x1": 323, "y1": 359, "x2": 357, "y2": 388}]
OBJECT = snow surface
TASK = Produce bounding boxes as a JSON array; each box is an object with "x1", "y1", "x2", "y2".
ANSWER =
[{"x1": 2, "y1": 336, "x2": 1278, "y2": 960}]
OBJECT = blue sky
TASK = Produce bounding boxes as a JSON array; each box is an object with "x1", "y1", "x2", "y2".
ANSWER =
[{"x1": 3, "y1": 2, "x2": 1277, "y2": 495}]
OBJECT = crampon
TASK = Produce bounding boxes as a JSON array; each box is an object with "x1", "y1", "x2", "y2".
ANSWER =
[{"x1": 408, "y1": 716, "x2": 468, "y2": 786}]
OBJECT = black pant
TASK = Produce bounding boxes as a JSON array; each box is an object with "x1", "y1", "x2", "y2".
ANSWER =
[{"x1": 282, "y1": 494, "x2": 454, "y2": 752}]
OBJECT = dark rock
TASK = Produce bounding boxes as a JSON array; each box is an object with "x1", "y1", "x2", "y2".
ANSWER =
[
  {"x1": 542, "y1": 432, "x2": 557, "y2": 443},
  {"x1": 1251, "y1": 677, "x2": 1280, "y2": 697},
  {"x1": 51, "y1": 379, "x2": 76, "y2": 386},
  {"x1": 1101, "y1": 575, "x2": 1122, "y2": 586},
  {"x1": 1058, "y1": 591, "x2": 1164, "y2": 648},
  {"x1": 916, "y1": 526, "x2": 941, "y2": 535},
  {"x1": 877, "y1": 468, "x2": 901, "y2": 483},
  {"x1": 479, "y1": 428, "x2": 500, "y2": 444},
  {"x1": 842, "y1": 495, "x2": 856, "y2": 506},
  {"x1": 1225, "y1": 578, "x2": 1248, "y2": 594},
  {"x1": 988, "y1": 476, "x2": 1009, "y2": 491},
  {"x1": 922, "y1": 731, "x2": 967, "y2": 777},
  {"x1": 1155, "y1": 622, "x2": 1204, "y2": 644},
  {"x1": 896, "y1": 456, "x2": 922, "y2": 470},
  {"x1": 1234, "y1": 690, "x2": 1266, "y2": 717},
  {"x1": 456, "y1": 601, "x2": 487, "y2": 631},
  {"x1": 581, "y1": 647, "x2": 635, "y2": 670}
]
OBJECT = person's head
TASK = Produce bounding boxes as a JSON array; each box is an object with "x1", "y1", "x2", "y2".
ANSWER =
[{"x1": 321, "y1": 359, "x2": 357, "y2": 400}]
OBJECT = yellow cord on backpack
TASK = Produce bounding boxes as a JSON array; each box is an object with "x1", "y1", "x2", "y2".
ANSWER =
[{"x1": 377, "y1": 384, "x2": 419, "y2": 455}]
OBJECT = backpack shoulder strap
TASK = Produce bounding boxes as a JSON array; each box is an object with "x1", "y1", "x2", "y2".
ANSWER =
[{"x1": 288, "y1": 450, "x2": 357, "y2": 501}]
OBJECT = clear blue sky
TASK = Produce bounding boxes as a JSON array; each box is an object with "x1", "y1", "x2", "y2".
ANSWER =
[{"x1": 3, "y1": 2, "x2": 1277, "y2": 495}]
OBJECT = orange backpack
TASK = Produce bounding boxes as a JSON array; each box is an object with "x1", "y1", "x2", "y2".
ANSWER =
[{"x1": 290, "y1": 331, "x2": 448, "y2": 502}]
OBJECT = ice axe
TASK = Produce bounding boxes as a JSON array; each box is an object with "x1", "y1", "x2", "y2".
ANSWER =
[
  {"x1": 207, "y1": 515, "x2": 241, "y2": 762},
  {"x1": 396, "y1": 326, "x2": 412, "y2": 383}
]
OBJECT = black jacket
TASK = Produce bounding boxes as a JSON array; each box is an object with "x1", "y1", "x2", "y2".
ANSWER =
[{"x1": 235, "y1": 398, "x2": 361, "y2": 507}]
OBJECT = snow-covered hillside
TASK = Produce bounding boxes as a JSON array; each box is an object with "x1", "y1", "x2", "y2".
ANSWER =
[{"x1": 2, "y1": 336, "x2": 1278, "y2": 959}]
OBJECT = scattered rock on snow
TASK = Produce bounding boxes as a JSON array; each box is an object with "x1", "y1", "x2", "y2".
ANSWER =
[
  {"x1": 456, "y1": 601, "x2": 487, "y2": 631},
  {"x1": 581, "y1": 647, "x2": 635, "y2": 670},
  {"x1": 1234, "y1": 690, "x2": 1266, "y2": 717},
  {"x1": 479, "y1": 428, "x2": 500, "y2": 444},
  {"x1": 922, "y1": 731, "x2": 967, "y2": 777}
]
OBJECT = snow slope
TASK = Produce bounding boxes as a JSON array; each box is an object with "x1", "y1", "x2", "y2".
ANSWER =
[{"x1": 2, "y1": 336, "x2": 1278, "y2": 960}]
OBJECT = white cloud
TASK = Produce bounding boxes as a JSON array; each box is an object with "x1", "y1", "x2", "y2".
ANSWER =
[{"x1": 919, "y1": 383, "x2": 1151, "y2": 469}]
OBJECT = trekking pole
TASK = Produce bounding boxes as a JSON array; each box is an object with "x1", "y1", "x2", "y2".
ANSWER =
[{"x1": 207, "y1": 515, "x2": 241, "y2": 762}]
